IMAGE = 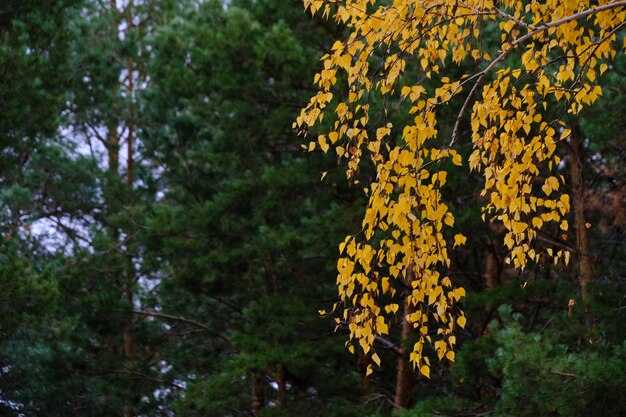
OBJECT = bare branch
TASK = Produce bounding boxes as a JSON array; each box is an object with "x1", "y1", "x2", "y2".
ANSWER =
[
  {"x1": 551, "y1": 370, "x2": 578, "y2": 378},
  {"x1": 493, "y1": 7, "x2": 537, "y2": 30},
  {"x1": 133, "y1": 310, "x2": 209, "y2": 330}
]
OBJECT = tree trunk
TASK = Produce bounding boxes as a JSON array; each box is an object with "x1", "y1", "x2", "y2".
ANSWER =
[
  {"x1": 569, "y1": 121, "x2": 594, "y2": 309},
  {"x1": 107, "y1": 125, "x2": 119, "y2": 175},
  {"x1": 122, "y1": 5, "x2": 137, "y2": 417},
  {"x1": 277, "y1": 364, "x2": 287, "y2": 406},
  {"x1": 484, "y1": 245, "x2": 500, "y2": 290},
  {"x1": 123, "y1": 266, "x2": 135, "y2": 417},
  {"x1": 394, "y1": 266, "x2": 416, "y2": 409},
  {"x1": 125, "y1": 53, "x2": 134, "y2": 188},
  {"x1": 251, "y1": 373, "x2": 265, "y2": 417},
  {"x1": 357, "y1": 351, "x2": 371, "y2": 390}
]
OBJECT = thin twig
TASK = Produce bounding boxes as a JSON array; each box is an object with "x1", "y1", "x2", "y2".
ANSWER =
[
  {"x1": 133, "y1": 310, "x2": 209, "y2": 330},
  {"x1": 551, "y1": 370, "x2": 578, "y2": 378}
]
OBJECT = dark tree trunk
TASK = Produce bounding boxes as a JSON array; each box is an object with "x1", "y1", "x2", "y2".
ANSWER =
[
  {"x1": 569, "y1": 121, "x2": 594, "y2": 310},
  {"x1": 251, "y1": 373, "x2": 265, "y2": 417},
  {"x1": 394, "y1": 266, "x2": 416, "y2": 409},
  {"x1": 277, "y1": 364, "x2": 287, "y2": 406},
  {"x1": 484, "y1": 245, "x2": 500, "y2": 290}
]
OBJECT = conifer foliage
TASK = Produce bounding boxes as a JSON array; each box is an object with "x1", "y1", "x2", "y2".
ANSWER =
[{"x1": 0, "y1": 0, "x2": 624, "y2": 416}]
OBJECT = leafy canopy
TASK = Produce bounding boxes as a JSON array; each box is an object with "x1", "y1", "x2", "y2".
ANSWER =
[{"x1": 296, "y1": 0, "x2": 626, "y2": 377}]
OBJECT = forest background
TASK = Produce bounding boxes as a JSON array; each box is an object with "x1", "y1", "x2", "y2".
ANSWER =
[{"x1": 0, "y1": 0, "x2": 624, "y2": 416}]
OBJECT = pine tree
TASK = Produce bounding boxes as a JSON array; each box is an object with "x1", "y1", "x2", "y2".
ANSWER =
[{"x1": 139, "y1": 1, "x2": 373, "y2": 415}]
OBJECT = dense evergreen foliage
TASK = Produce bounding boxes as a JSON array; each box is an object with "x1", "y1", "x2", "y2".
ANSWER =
[{"x1": 0, "y1": 1, "x2": 624, "y2": 416}]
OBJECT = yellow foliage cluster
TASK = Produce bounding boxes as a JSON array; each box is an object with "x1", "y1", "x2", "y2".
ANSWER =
[{"x1": 296, "y1": 0, "x2": 626, "y2": 377}]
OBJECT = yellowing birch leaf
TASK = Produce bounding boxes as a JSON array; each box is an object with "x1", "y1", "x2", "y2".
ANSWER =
[
  {"x1": 385, "y1": 303, "x2": 399, "y2": 314},
  {"x1": 318, "y1": 135, "x2": 329, "y2": 153},
  {"x1": 372, "y1": 353, "x2": 381, "y2": 367},
  {"x1": 381, "y1": 277, "x2": 390, "y2": 294}
]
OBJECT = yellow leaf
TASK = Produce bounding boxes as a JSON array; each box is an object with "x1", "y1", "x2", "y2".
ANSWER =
[
  {"x1": 376, "y1": 127, "x2": 390, "y2": 140},
  {"x1": 318, "y1": 135, "x2": 329, "y2": 153},
  {"x1": 420, "y1": 365, "x2": 430, "y2": 378},
  {"x1": 457, "y1": 316, "x2": 467, "y2": 328},
  {"x1": 376, "y1": 314, "x2": 388, "y2": 332},
  {"x1": 337, "y1": 54, "x2": 351, "y2": 69},
  {"x1": 511, "y1": 222, "x2": 527, "y2": 234},
  {"x1": 359, "y1": 337, "x2": 370, "y2": 354},
  {"x1": 381, "y1": 277, "x2": 390, "y2": 294},
  {"x1": 386, "y1": 303, "x2": 399, "y2": 314},
  {"x1": 500, "y1": 20, "x2": 515, "y2": 33},
  {"x1": 600, "y1": 63, "x2": 608, "y2": 75},
  {"x1": 454, "y1": 234, "x2": 467, "y2": 247},
  {"x1": 452, "y1": 287, "x2": 466, "y2": 301},
  {"x1": 331, "y1": 40, "x2": 343, "y2": 51},
  {"x1": 587, "y1": 69, "x2": 596, "y2": 82},
  {"x1": 372, "y1": 353, "x2": 381, "y2": 367}
]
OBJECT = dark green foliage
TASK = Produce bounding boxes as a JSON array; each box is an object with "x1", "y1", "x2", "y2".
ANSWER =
[
  {"x1": 0, "y1": 0, "x2": 77, "y2": 142},
  {"x1": 138, "y1": 2, "x2": 372, "y2": 415},
  {"x1": 397, "y1": 275, "x2": 626, "y2": 417},
  {"x1": 487, "y1": 318, "x2": 626, "y2": 417},
  {"x1": 0, "y1": 0, "x2": 624, "y2": 416}
]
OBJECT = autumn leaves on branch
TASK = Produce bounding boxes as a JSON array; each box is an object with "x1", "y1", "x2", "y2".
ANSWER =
[{"x1": 296, "y1": 0, "x2": 626, "y2": 377}]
